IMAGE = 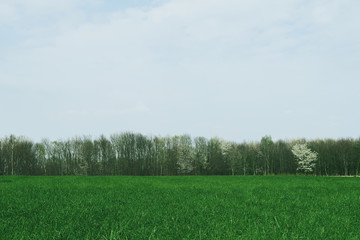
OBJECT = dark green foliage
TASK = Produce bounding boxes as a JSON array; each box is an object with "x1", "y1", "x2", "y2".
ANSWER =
[
  {"x1": 1, "y1": 176, "x2": 360, "y2": 239},
  {"x1": 207, "y1": 137, "x2": 225, "y2": 175}
]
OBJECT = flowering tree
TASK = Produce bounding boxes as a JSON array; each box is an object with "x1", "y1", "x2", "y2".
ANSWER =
[{"x1": 291, "y1": 143, "x2": 318, "y2": 174}]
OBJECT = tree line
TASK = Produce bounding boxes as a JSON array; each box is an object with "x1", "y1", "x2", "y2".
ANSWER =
[{"x1": 0, "y1": 133, "x2": 359, "y2": 176}]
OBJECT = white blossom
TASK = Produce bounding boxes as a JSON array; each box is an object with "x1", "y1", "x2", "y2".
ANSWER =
[{"x1": 291, "y1": 143, "x2": 318, "y2": 174}]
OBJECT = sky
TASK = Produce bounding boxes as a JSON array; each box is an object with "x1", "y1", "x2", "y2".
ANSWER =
[{"x1": 0, "y1": 0, "x2": 360, "y2": 142}]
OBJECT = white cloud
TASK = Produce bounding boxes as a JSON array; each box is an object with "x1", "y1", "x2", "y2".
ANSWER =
[
  {"x1": 1, "y1": 0, "x2": 360, "y2": 140},
  {"x1": 4, "y1": 0, "x2": 92, "y2": 15},
  {"x1": 3, "y1": 0, "x2": 359, "y2": 91},
  {"x1": 59, "y1": 102, "x2": 150, "y2": 117},
  {"x1": 0, "y1": 3, "x2": 18, "y2": 24},
  {"x1": 131, "y1": 102, "x2": 151, "y2": 113}
]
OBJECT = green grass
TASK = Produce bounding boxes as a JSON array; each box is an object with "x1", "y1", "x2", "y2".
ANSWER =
[{"x1": 1, "y1": 175, "x2": 360, "y2": 239}]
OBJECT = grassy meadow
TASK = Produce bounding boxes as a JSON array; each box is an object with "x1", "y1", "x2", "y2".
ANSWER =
[{"x1": 0, "y1": 175, "x2": 360, "y2": 239}]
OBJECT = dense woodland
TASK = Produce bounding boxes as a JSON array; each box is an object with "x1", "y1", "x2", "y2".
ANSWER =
[{"x1": 0, "y1": 133, "x2": 359, "y2": 176}]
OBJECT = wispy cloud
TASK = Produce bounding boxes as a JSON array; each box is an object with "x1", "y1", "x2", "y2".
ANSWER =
[
  {"x1": 58, "y1": 102, "x2": 150, "y2": 117},
  {"x1": 1, "y1": 0, "x2": 359, "y2": 141}
]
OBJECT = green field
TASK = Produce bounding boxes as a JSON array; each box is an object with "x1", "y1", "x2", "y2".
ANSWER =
[{"x1": 1, "y1": 176, "x2": 360, "y2": 239}]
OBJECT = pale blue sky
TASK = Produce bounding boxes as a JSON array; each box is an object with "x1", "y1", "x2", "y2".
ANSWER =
[{"x1": 1, "y1": 0, "x2": 359, "y2": 142}]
